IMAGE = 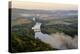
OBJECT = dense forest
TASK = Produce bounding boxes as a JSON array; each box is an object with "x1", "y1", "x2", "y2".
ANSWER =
[{"x1": 10, "y1": 21, "x2": 57, "y2": 53}]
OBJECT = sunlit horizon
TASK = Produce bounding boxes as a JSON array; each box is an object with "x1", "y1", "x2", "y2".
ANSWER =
[{"x1": 12, "y1": 1, "x2": 78, "y2": 10}]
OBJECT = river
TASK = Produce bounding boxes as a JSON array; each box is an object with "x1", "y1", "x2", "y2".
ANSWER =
[{"x1": 32, "y1": 22, "x2": 70, "y2": 49}]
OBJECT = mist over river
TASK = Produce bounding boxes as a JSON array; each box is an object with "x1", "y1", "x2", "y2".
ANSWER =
[{"x1": 32, "y1": 22, "x2": 78, "y2": 49}]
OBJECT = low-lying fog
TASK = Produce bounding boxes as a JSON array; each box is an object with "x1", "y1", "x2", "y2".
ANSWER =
[{"x1": 35, "y1": 32, "x2": 78, "y2": 50}]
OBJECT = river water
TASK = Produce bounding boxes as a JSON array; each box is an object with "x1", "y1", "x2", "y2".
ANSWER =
[{"x1": 32, "y1": 22, "x2": 78, "y2": 49}]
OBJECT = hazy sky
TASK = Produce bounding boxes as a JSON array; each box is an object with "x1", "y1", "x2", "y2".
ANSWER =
[{"x1": 12, "y1": 1, "x2": 78, "y2": 10}]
